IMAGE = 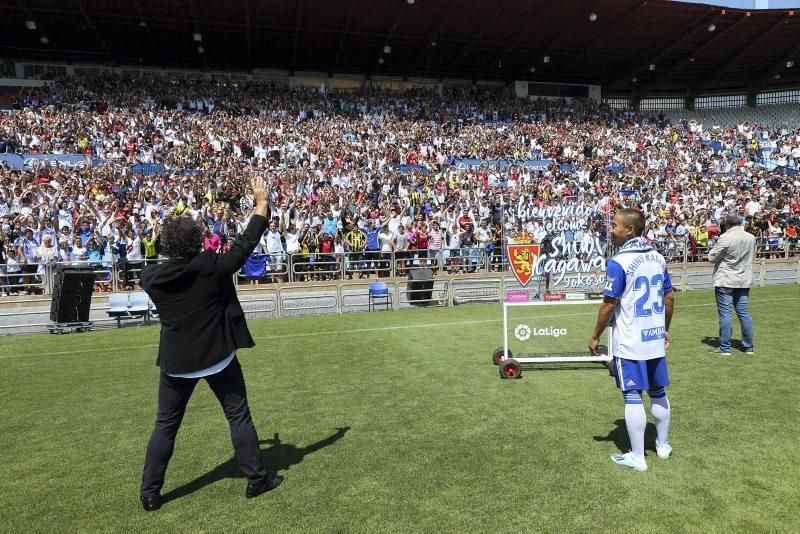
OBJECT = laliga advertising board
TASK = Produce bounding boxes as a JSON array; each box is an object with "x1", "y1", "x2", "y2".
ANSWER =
[{"x1": 494, "y1": 202, "x2": 614, "y2": 379}]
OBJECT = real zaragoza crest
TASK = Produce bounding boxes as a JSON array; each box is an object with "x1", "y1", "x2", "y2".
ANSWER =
[{"x1": 507, "y1": 232, "x2": 540, "y2": 287}]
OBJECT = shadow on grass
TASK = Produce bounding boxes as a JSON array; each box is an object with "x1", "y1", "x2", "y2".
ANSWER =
[
  {"x1": 162, "y1": 426, "x2": 350, "y2": 503},
  {"x1": 522, "y1": 363, "x2": 611, "y2": 373},
  {"x1": 593, "y1": 419, "x2": 657, "y2": 454},
  {"x1": 701, "y1": 336, "x2": 746, "y2": 351}
]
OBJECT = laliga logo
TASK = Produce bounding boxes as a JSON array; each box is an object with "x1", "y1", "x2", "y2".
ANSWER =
[
  {"x1": 514, "y1": 324, "x2": 532, "y2": 341},
  {"x1": 514, "y1": 324, "x2": 568, "y2": 340}
]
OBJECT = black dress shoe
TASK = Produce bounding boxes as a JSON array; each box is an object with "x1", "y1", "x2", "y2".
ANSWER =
[
  {"x1": 246, "y1": 474, "x2": 283, "y2": 499},
  {"x1": 140, "y1": 495, "x2": 161, "y2": 512}
]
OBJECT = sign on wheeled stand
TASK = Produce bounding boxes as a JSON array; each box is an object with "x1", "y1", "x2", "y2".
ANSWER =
[{"x1": 494, "y1": 238, "x2": 613, "y2": 379}]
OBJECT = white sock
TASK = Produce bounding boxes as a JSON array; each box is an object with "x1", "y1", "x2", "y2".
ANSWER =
[
  {"x1": 624, "y1": 403, "x2": 647, "y2": 463},
  {"x1": 649, "y1": 394, "x2": 671, "y2": 445}
]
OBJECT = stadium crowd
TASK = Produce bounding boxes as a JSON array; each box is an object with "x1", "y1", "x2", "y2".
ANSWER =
[{"x1": 0, "y1": 75, "x2": 798, "y2": 294}]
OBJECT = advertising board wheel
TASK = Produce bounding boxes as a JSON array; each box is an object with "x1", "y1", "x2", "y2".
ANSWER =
[
  {"x1": 499, "y1": 359, "x2": 522, "y2": 380},
  {"x1": 492, "y1": 347, "x2": 512, "y2": 366}
]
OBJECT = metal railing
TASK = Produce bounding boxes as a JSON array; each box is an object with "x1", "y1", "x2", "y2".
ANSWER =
[
  {"x1": 114, "y1": 258, "x2": 165, "y2": 289},
  {"x1": 0, "y1": 261, "x2": 51, "y2": 295},
  {"x1": 1, "y1": 260, "x2": 798, "y2": 335},
  {"x1": 1, "y1": 237, "x2": 798, "y2": 299},
  {"x1": 289, "y1": 252, "x2": 342, "y2": 281},
  {"x1": 651, "y1": 236, "x2": 799, "y2": 264}
]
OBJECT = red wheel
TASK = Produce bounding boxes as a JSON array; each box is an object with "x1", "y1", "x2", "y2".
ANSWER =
[
  {"x1": 500, "y1": 359, "x2": 522, "y2": 379},
  {"x1": 492, "y1": 347, "x2": 512, "y2": 366}
]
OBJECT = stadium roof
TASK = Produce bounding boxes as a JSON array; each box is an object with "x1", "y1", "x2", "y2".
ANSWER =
[{"x1": 3, "y1": 0, "x2": 800, "y2": 93}]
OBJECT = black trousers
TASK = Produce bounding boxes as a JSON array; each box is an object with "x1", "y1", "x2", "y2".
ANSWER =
[{"x1": 140, "y1": 356, "x2": 268, "y2": 497}]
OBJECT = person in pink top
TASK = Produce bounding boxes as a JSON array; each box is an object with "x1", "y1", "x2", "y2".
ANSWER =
[{"x1": 203, "y1": 226, "x2": 221, "y2": 252}]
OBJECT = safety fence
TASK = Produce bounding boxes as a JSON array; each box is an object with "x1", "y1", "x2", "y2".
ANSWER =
[
  {"x1": 1, "y1": 240, "x2": 799, "y2": 297},
  {"x1": 0, "y1": 259, "x2": 797, "y2": 335},
  {"x1": 650, "y1": 237, "x2": 799, "y2": 264},
  {"x1": 238, "y1": 249, "x2": 507, "y2": 284}
]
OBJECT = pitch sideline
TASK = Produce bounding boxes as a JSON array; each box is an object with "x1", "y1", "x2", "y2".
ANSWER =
[{"x1": 0, "y1": 296, "x2": 796, "y2": 360}]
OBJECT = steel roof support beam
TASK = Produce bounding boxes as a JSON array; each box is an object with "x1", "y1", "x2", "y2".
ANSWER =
[
  {"x1": 695, "y1": 13, "x2": 788, "y2": 93},
  {"x1": 14, "y1": 0, "x2": 60, "y2": 50},
  {"x1": 73, "y1": 0, "x2": 110, "y2": 57},
  {"x1": 406, "y1": 0, "x2": 460, "y2": 76},
  {"x1": 605, "y1": 8, "x2": 717, "y2": 85},
  {"x1": 640, "y1": 13, "x2": 748, "y2": 92},
  {"x1": 332, "y1": 0, "x2": 358, "y2": 72},
  {"x1": 366, "y1": 2, "x2": 407, "y2": 78},
  {"x1": 187, "y1": 0, "x2": 207, "y2": 68},
  {"x1": 523, "y1": 0, "x2": 603, "y2": 74},
  {"x1": 244, "y1": 0, "x2": 252, "y2": 66},
  {"x1": 132, "y1": 0, "x2": 161, "y2": 61},
  {"x1": 752, "y1": 33, "x2": 800, "y2": 92},
  {"x1": 445, "y1": 0, "x2": 511, "y2": 75},
  {"x1": 291, "y1": 0, "x2": 304, "y2": 71},
  {"x1": 557, "y1": 1, "x2": 647, "y2": 76},
  {"x1": 496, "y1": 0, "x2": 552, "y2": 67}
]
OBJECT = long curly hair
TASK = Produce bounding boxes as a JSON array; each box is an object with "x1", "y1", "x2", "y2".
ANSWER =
[{"x1": 160, "y1": 216, "x2": 203, "y2": 259}]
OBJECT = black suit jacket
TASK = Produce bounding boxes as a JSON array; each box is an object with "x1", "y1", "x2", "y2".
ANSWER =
[{"x1": 141, "y1": 215, "x2": 267, "y2": 374}]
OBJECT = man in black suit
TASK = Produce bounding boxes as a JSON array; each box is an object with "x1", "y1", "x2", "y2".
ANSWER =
[{"x1": 139, "y1": 177, "x2": 282, "y2": 512}]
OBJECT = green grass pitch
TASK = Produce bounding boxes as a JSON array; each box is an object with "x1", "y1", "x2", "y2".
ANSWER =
[{"x1": 1, "y1": 286, "x2": 798, "y2": 532}]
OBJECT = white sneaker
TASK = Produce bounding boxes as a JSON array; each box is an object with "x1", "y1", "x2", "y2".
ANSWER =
[
  {"x1": 656, "y1": 440, "x2": 672, "y2": 459},
  {"x1": 610, "y1": 452, "x2": 648, "y2": 472}
]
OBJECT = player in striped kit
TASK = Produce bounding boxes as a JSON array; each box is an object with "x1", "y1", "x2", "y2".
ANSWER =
[{"x1": 589, "y1": 208, "x2": 675, "y2": 472}]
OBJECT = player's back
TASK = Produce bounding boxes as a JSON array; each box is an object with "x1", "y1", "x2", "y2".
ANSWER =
[{"x1": 605, "y1": 240, "x2": 672, "y2": 361}]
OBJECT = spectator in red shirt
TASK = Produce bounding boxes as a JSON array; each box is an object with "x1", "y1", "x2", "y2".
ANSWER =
[
  {"x1": 416, "y1": 225, "x2": 429, "y2": 258},
  {"x1": 457, "y1": 209, "x2": 474, "y2": 231}
]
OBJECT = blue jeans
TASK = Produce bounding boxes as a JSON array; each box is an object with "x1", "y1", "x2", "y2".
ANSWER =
[{"x1": 715, "y1": 287, "x2": 755, "y2": 352}]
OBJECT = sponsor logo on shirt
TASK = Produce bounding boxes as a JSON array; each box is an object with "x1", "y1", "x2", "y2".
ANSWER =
[{"x1": 640, "y1": 326, "x2": 665, "y2": 342}]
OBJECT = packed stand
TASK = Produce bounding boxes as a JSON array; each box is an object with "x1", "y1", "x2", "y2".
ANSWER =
[{"x1": 1, "y1": 75, "x2": 799, "y2": 294}]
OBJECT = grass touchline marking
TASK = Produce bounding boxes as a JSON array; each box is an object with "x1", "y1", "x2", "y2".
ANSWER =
[{"x1": 0, "y1": 296, "x2": 796, "y2": 360}]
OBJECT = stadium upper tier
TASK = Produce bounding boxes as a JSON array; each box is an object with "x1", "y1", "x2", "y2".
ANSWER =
[{"x1": 1, "y1": 76, "x2": 797, "y2": 172}]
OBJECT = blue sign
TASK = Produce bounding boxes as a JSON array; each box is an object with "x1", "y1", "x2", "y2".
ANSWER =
[
  {"x1": 398, "y1": 164, "x2": 430, "y2": 174},
  {"x1": 524, "y1": 159, "x2": 555, "y2": 170},
  {"x1": 22, "y1": 153, "x2": 93, "y2": 170},
  {"x1": 131, "y1": 163, "x2": 166, "y2": 176},
  {"x1": 776, "y1": 165, "x2": 798, "y2": 176},
  {"x1": 452, "y1": 158, "x2": 556, "y2": 170},
  {"x1": 0, "y1": 153, "x2": 24, "y2": 170},
  {"x1": 701, "y1": 140, "x2": 723, "y2": 152}
]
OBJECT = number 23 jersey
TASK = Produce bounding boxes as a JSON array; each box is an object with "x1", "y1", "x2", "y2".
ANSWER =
[{"x1": 604, "y1": 240, "x2": 673, "y2": 361}]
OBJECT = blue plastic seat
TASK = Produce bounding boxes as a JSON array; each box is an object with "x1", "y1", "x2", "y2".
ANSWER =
[
  {"x1": 368, "y1": 282, "x2": 391, "y2": 311},
  {"x1": 107, "y1": 292, "x2": 131, "y2": 328},
  {"x1": 129, "y1": 291, "x2": 154, "y2": 322}
]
